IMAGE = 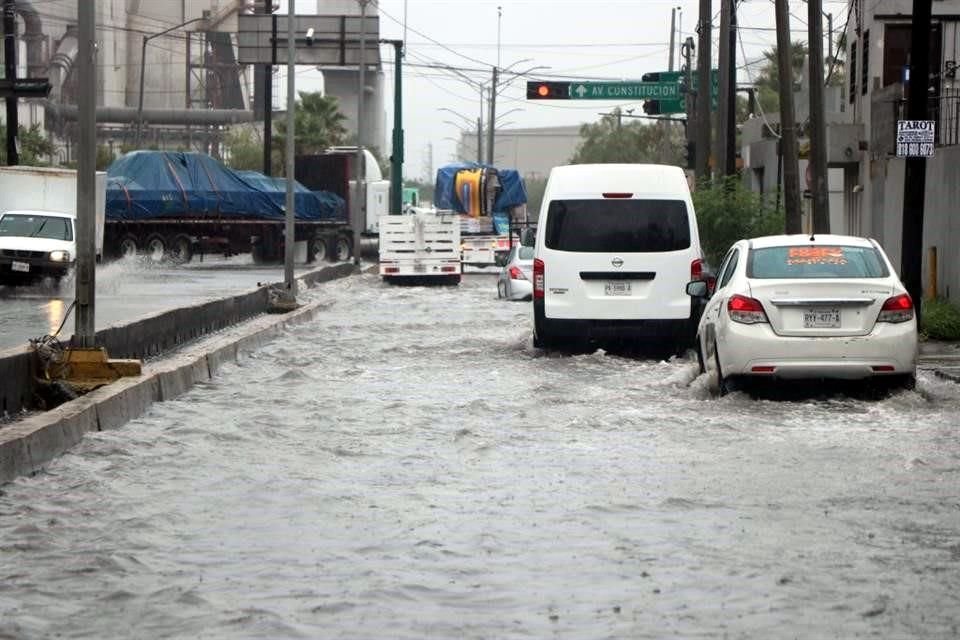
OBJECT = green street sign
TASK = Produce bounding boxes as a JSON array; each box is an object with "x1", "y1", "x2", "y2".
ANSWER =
[
  {"x1": 568, "y1": 81, "x2": 681, "y2": 100},
  {"x1": 655, "y1": 99, "x2": 686, "y2": 115}
]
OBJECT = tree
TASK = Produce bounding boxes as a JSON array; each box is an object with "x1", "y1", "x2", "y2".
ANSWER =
[
  {"x1": 274, "y1": 91, "x2": 348, "y2": 159},
  {"x1": 569, "y1": 114, "x2": 684, "y2": 165},
  {"x1": 224, "y1": 126, "x2": 266, "y2": 172},
  {"x1": 692, "y1": 176, "x2": 783, "y2": 267},
  {"x1": 752, "y1": 41, "x2": 808, "y2": 115},
  {"x1": 0, "y1": 123, "x2": 54, "y2": 165}
]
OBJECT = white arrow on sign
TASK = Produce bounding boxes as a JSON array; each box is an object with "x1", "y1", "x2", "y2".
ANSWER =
[{"x1": 574, "y1": 84, "x2": 587, "y2": 98}]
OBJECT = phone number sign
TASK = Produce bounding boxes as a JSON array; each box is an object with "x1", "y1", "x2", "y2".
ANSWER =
[{"x1": 896, "y1": 120, "x2": 935, "y2": 157}]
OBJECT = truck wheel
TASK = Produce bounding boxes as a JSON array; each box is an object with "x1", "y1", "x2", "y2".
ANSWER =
[
  {"x1": 118, "y1": 234, "x2": 139, "y2": 259},
  {"x1": 331, "y1": 235, "x2": 352, "y2": 262},
  {"x1": 309, "y1": 235, "x2": 328, "y2": 263},
  {"x1": 144, "y1": 234, "x2": 166, "y2": 262},
  {"x1": 167, "y1": 234, "x2": 193, "y2": 264}
]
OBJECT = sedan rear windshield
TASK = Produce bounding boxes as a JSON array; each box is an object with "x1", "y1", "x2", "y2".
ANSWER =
[
  {"x1": 0, "y1": 213, "x2": 73, "y2": 241},
  {"x1": 544, "y1": 199, "x2": 690, "y2": 253},
  {"x1": 748, "y1": 245, "x2": 889, "y2": 279}
]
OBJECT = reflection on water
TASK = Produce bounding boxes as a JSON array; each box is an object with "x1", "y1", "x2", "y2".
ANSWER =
[{"x1": 44, "y1": 297, "x2": 67, "y2": 336}]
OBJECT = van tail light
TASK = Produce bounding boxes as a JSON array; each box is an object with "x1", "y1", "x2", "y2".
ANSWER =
[
  {"x1": 533, "y1": 258, "x2": 545, "y2": 299},
  {"x1": 508, "y1": 265, "x2": 527, "y2": 281},
  {"x1": 877, "y1": 293, "x2": 914, "y2": 323},
  {"x1": 727, "y1": 294, "x2": 768, "y2": 324},
  {"x1": 691, "y1": 258, "x2": 703, "y2": 280}
]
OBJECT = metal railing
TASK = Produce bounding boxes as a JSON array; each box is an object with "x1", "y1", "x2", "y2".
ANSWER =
[{"x1": 874, "y1": 86, "x2": 960, "y2": 156}]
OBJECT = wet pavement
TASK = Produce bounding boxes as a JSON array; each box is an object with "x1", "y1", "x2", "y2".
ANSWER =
[
  {"x1": 0, "y1": 274, "x2": 958, "y2": 638},
  {"x1": 0, "y1": 256, "x2": 321, "y2": 351}
]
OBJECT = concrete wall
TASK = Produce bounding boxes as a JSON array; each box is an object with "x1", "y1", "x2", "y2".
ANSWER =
[{"x1": 866, "y1": 146, "x2": 960, "y2": 300}]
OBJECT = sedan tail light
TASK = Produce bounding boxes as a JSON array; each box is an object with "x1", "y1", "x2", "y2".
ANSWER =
[
  {"x1": 533, "y1": 258, "x2": 545, "y2": 299},
  {"x1": 727, "y1": 294, "x2": 768, "y2": 324},
  {"x1": 508, "y1": 265, "x2": 527, "y2": 281},
  {"x1": 877, "y1": 293, "x2": 914, "y2": 323}
]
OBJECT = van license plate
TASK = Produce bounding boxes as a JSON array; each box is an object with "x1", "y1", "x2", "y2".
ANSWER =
[
  {"x1": 803, "y1": 308, "x2": 840, "y2": 328},
  {"x1": 11, "y1": 261, "x2": 29, "y2": 273},
  {"x1": 605, "y1": 281, "x2": 631, "y2": 296}
]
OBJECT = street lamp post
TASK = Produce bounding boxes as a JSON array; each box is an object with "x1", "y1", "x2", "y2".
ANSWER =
[
  {"x1": 487, "y1": 61, "x2": 547, "y2": 165},
  {"x1": 135, "y1": 13, "x2": 208, "y2": 148}
]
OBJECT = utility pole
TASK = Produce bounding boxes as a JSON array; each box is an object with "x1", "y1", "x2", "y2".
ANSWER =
[
  {"x1": 668, "y1": 7, "x2": 678, "y2": 73},
  {"x1": 4, "y1": 0, "x2": 19, "y2": 166},
  {"x1": 384, "y1": 39, "x2": 404, "y2": 215},
  {"x1": 901, "y1": 0, "x2": 933, "y2": 325},
  {"x1": 262, "y1": 0, "x2": 273, "y2": 176},
  {"x1": 283, "y1": 3, "x2": 295, "y2": 298},
  {"x1": 682, "y1": 36, "x2": 695, "y2": 169},
  {"x1": 774, "y1": 0, "x2": 801, "y2": 233},
  {"x1": 716, "y1": 0, "x2": 732, "y2": 177},
  {"x1": 808, "y1": 0, "x2": 830, "y2": 233},
  {"x1": 486, "y1": 65, "x2": 498, "y2": 165},
  {"x1": 476, "y1": 117, "x2": 482, "y2": 163},
  {"x1": 75, "y1": 0, "x2": 95, "y2": 346},
  {"x1": 355, "y1": 0, "x2": 369, "y2": 265},
  {"x1": 695, "y1": 0, "x2": 711, "y2": 181}
]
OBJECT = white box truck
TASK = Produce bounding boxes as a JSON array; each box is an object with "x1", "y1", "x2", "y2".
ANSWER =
[{"x1": 0, "y1": 166, "x2": 106, "y2": 286}]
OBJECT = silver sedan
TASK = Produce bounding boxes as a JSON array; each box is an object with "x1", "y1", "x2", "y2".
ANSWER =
[{"x1": 496, "y1": 244, "x2": 534, "y2": 301}]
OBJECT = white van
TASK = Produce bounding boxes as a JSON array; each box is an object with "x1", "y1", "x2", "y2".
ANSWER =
[{"x1": 531, "y1": 163, "x2": 704, "y2": 350}]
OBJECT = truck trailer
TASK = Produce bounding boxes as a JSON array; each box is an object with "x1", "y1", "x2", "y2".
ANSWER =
[{"x1": 103, "y1": 150, "x2": 352, "y2": 264}]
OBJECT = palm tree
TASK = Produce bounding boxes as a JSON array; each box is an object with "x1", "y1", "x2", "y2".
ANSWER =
[{"x1": 274, "y1": 91, "x2": 348, "y2": 158}]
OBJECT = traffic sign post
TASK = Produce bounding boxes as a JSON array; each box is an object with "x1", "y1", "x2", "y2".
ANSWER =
[{"x1": 527, "y1": 70, "x2": 719, "y2": 118}]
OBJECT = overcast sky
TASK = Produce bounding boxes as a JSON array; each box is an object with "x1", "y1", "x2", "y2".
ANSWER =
[{"x1": 287, "y1": 0, "x2": 849, "y2": 180}]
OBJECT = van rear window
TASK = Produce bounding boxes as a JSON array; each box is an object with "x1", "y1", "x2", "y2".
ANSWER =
[{"x1": 544, "y1": 199, "x2": 690, "y2": 253}]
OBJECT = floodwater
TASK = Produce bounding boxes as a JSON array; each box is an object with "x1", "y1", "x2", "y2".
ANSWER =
[
  {"x1": 0, "y1": 255, "x2": 318, "y2": 351},
  {"x1": 1, "y1": 274, "x2": 958, "y2": 639}
]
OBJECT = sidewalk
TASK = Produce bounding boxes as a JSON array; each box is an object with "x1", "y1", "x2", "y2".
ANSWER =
[{"x1": 918, "y1": 340, "x2": 960, "y2": 383}]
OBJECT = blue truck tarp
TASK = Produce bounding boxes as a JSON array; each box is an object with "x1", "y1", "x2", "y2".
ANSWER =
[
  {"x1": 106, "y1": 151, "x2": 346, "y2": 222},
  {"x1": 434, "y1": 162, "x2": 528, "y2": 216}
]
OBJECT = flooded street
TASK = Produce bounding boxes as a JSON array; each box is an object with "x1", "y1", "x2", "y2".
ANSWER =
[
  {"x1": 1, "y1": 273, "x2": 958, "y2": 638},
  {"x1": 0, "y1": 255, "x2": 322, "y2": 351}
]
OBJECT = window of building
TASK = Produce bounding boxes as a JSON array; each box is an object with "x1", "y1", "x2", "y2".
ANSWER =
[
  {"x1": 849, "y1": 40, "x2": 857, "y2": 104},
  {"x1": 862, "y1": 29, "x2": 870, "y2": 95},
  {"x1": 882, "y1": 23, "x2": 942, "y2": 96}
]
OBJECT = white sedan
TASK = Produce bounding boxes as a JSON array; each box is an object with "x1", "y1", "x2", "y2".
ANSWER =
[
  {"x1": 496, "y1": 244, "x2": 534, "y2": 301},
  {"x1": 687, "y1": 234, "x2": 918, "y2": 394}
]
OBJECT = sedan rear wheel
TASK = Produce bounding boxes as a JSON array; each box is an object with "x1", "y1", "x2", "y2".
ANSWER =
[
  {"x1": 497, "y1": 280, "x2": 505, "y2": 299},
  {"x1": 714, "y1": 343, "x2": 734, "y2": 396},
  {"x1": 696, "y1": 336, "x2": 706, "y2": 375}
]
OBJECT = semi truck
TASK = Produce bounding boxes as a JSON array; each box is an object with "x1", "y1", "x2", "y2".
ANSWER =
[
  {"x1": 293, "y1": 147, "x2": 391, "y2": 258},
  {"x1": 103, "y1": 150, "x2": 352, "y2": 264},
  {"x1": 434, "y1": 163, "x2": 528, "y2": 267},
  {"x1": 0, "y1": 166, "x2": 106, "y2": 286}
]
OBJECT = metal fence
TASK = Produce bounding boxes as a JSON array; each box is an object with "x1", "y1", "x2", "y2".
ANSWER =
[{"x1": 874, "y1": 87, "x2": 960, "y2": 156}]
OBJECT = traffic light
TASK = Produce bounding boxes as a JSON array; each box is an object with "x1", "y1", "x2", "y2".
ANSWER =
[
  {"x1": 526, "y1": 81, "x2": 571, "y2": 100},
  {"x1": 685, "y1": 141, "x2": 696, "y2": 169},
  {"x1": 642, "y1": 100, "x2": 662, "y2": 115}
]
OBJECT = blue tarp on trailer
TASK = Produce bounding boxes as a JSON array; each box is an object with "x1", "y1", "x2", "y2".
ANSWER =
[
  {"x1": 106, "y1": 151, "x2": 345, "y2": 222},
  {"x1": 434, "y1": 162, "x2": 527, "y2": 215}
]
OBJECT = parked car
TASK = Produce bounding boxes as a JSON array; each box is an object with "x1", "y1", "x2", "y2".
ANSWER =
[
  {"x1": 497, "y1": 244, "x2": 535, "y2": 300},
  {"x1": 531, "y1": 163, "x2": 705, "y2": 351},
  {"x1": 0, "y1": 210, "x2": 76, "y2": 286},
  {"x1": 687, "y1": 234, "x2": 918, "y2": 394}
]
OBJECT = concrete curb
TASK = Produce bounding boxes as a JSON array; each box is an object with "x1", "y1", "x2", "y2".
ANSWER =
[{"x1": 0, "y1": 263, "x2": 358, "y2": 485}]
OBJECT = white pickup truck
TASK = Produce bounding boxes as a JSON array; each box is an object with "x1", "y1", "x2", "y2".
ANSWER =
[
  {"x1": 0, "y1": 166, "x2": 105, "y2": 287},
  {"x1": 378, "y1": 208, "x2": 461, "y2": 285}
]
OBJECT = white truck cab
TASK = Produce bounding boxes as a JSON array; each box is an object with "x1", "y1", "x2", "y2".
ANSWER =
[{"x1": 0, "y1": 209, "x2": 76, "y2": 284}]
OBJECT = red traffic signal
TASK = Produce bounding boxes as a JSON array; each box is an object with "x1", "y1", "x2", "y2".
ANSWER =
[{"x1": 526, "y1": 81, "x2": 570, "y2": 100}]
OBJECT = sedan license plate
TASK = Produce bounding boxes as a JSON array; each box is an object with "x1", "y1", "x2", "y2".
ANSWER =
[
  {"x1": 605, "y1": 281, "x2": 631, "y2": 296},
  {"x1": 414, "y1": 263, "x2": 426, "y2": 273},
  {"x1": 11, "y1": 261, "x2": 30, "y2": 273},
  {"x1": 803, "y1": 308, "x2": 841, "y2": 328}
]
